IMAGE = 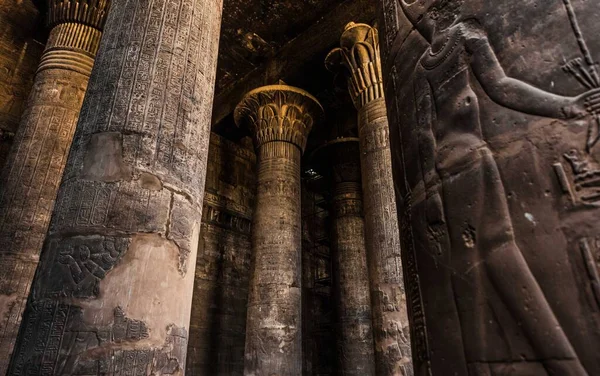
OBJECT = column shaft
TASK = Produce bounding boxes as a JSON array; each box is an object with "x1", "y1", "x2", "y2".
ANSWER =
[
  {"x1": 0, "y1": 8, "x2": 106, "y2": 373},
  {"x1": 326, "y1": 23, "x2": 412, "y2": 375},
  {"x1": 245, "y1": 141, "x2": 303, "y2": 375},
  {"x1": 235, "y1": 84, "x2": 322, "y2": 376},
  {"x1": 358, "y1": 98, "x2": 411, "y2": 375},
  {"x1": 332, "y1": 181, "x2": 375, "y2": 376},
  {"x1": 7, "y1": 0, "x2": 222, "y2": 373}
]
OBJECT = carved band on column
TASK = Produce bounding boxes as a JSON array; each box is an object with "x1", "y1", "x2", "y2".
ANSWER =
[
  {"x1": 38, "y1": 23, "x2": 102, "y2": 75},
  {"x1": 40, "y1": 0, "x2": 110, "y2": 75},
  {"x1": 327, "y1": 22, "x2": 413, "y2": 376},
  {"x1": 332, "y1": 182, "x2": 363, "y2": 217},
  {"x1": 235, "y1": 84, "x2": 322, "y2": 376},
  {"x1": 0, "y1": 1, "x2": 109, "y2": 373}
]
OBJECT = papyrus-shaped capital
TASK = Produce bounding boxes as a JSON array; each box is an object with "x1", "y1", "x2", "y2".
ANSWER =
[
  {"x1": 234, "y1": 84, "x2": 324, "y2": 153},
  {"x1": 326, "y1": 22, "x2": 384, "y2": 109}
]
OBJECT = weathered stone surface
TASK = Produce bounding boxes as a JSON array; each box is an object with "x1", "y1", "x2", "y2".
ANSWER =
[
  {"x1": 235, "y1": 84, "x2": 322, "y2": 375},
  {"x1": 0, "y1": 0, "x2": 44, "y2": 168},
  {"x1": 327, "y1": 22, "x2": 412, "y2": 376},
  {"x1": 186, "y1": 133, "x2": 256, "y2": 376},
  {"x1": 7, "y1": 0, "x2": 223, "y2": 373},
  {"x1": 379, "y1": 0, "x2": 600, "y2": 374},
  {"x1": 319, "y1": 138, "x2": 376, "y2": 376},
  {"x1": 0, "y1": 1, "x2": 108, "y2": 372}
]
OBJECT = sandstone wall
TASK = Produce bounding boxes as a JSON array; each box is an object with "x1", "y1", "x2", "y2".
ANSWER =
[
  {"x1": 0, "y1": 0, "x2": 44, "y2": 168},
  {"x1": 187, "y1": 133, "x2": 255, "y2": 376},
  {"x1": 301, "y1": 184, "x2": 335, "y2": 376}
]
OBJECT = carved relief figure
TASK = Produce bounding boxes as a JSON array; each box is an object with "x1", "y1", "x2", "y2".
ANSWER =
[{"x1": 400, "y1": 0, "x2": 600, "y2": 374}]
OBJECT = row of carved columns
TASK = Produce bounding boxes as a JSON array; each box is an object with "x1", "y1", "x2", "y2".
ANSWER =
[
  {"x1": 325, "y1": 22, "x2": 411, "y2": 375},
  {"x1": 0, "y1": 0, "x2": 410, "y2": 373},
  {"x1": 232, "y1": 22, "x2": 411, "y2": 375},
  {"x1": 2, "y1": 0, "x2": 600, "y2": 375}
]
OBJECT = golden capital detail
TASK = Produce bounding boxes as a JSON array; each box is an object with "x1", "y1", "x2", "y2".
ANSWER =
[
  {"x1": 47, "y1": 0, "x2": 111, "y2": 30},
  {"x1": 234, "y1": 84, "x2": 323, "y2": 153},
  {"x1": 326, "y1": 22, "x2": 384, "y2": 110}
]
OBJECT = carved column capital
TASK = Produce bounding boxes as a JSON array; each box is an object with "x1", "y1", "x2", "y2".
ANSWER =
[
  {"x1": 234, "y1": 84, "x2": 324, "y2": 152},
  {"x1": 326, "y1": 22, "x2": 384, "y2": 110},
  {"x1": 46, "y1": 0, "x2": 111, "y2": 30}
]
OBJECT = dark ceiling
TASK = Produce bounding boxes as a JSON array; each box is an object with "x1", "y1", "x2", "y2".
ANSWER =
[
  {"x1": 212, "y1": 0, "x2": 376, "y2": 150},
  {"x1": 215, "y1": 0, "x2": 344, "y2": 93}
]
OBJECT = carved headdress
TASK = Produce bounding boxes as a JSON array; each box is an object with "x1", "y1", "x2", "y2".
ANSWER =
[{"x1": 399, "y1": 0, "x2": 439, "y2": 25}]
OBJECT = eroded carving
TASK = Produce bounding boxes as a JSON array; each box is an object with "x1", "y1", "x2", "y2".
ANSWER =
[
  {"x1": 202, "y1": 204, "x2": 252, "y2": 235},
  {"x1": 52, "y1": 236, "x2": 130, "y2": 298},
  {"x1": 9, "y1": 302, "x2": 186, "y2": 375}
]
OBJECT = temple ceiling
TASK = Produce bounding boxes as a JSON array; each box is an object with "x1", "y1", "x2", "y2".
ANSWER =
[
  {"x1": 213, "y1": 0, "x2": 376, "y2": 149},
  {"x1": 216, "y1": 0, "x2": 343, "y2": 92}
]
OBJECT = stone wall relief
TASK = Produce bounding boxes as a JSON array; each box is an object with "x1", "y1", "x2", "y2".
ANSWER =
[{"x1": 398, "y1": 0, "x2": 600, "y2": 373}]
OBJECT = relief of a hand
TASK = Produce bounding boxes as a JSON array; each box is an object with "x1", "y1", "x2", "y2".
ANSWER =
[{"x1": 564, "y1": 87, "x2": 600, "y2": 118}]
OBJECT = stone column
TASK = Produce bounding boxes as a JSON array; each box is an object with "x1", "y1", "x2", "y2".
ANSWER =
[
  {"x1": 319, "y1": 138, "x2": 376, "y2": 375},
  {"x1": 235, "y1": 84, "x2": 323, "y2": 375},
  {"x1": 7, "y1": 0, "x2": 223, "y2": 373},
  {"x1": 327, "y1": 23, "x2": 412, "y2": 375},
  {"x1": 0, "y1": 1, "x2": 109, "y2": 372}
]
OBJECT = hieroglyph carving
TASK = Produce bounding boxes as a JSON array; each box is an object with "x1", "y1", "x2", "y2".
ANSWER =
[
  {"x1": 202, "y1": 204, "x2": 252, "y2": 235},
  {"x1": 553, "y1": 0, "x2": 600, "y2": 207}
]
